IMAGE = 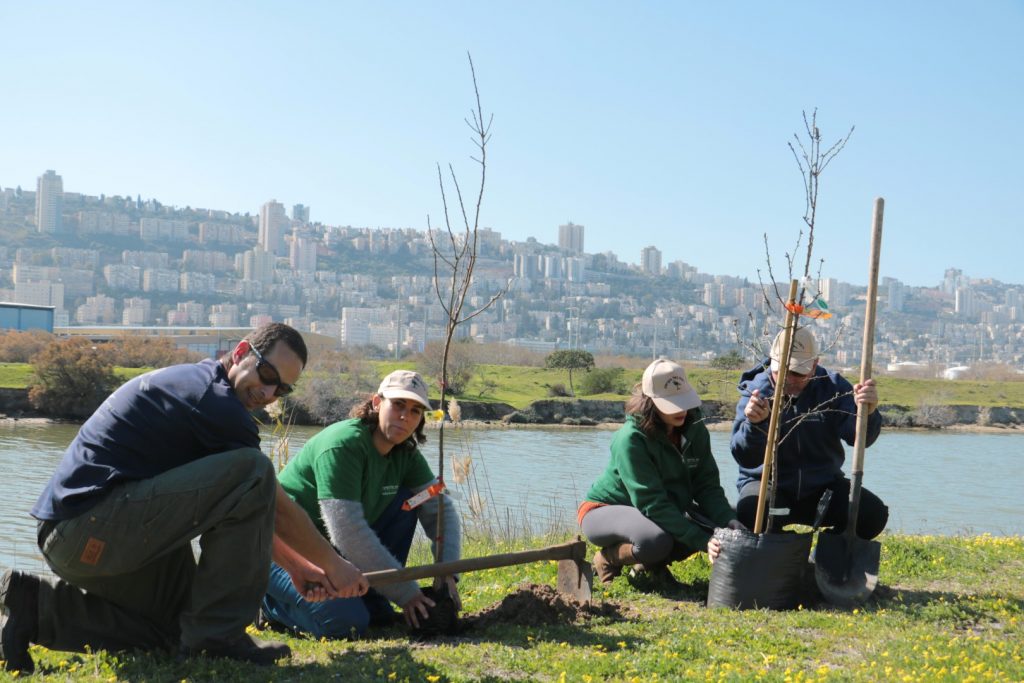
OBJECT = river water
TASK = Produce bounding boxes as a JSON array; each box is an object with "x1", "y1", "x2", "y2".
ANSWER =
[{"x1": 1, "y1": 421, "x2": 1021, "y2": 572}]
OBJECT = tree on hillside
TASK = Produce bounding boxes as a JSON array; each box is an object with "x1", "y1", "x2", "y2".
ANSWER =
[
  {"x1": 545, "y1": 349, "x2": 595, "y2": 397},
  {"x1": 29, "y1": 338, "x2": 119, "y2": 418}
]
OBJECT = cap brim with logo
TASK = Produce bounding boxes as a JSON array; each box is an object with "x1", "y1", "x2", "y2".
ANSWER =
[{"x1": 642, "y1": 358, "x2": 701, "y2": 414}]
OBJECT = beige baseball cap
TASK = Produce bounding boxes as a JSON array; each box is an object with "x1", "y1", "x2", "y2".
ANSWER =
[
  {"x1": 377, "y1": 370, "x2": 431, "y2": 409},
  {"x1": 770, "y1": 327, "x2": 818, "y2": 375},
  {"x1": 641, "y1": 358, "x2": 701, "y2": 414}
]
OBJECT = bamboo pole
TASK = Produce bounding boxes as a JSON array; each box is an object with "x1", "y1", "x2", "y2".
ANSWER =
[{"x1": 753, "y1": 279, "x2": 800, "y2": 534}]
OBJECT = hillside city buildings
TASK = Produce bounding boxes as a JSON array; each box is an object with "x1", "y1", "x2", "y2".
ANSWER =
[{"x1": 2, "y1": 170, "x2": 1023, "y2": 371}]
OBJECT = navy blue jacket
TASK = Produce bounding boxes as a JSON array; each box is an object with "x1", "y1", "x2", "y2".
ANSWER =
[
  {"x1": 729, "y1": 360, "x2": 882, "y2": 500},
  {"x1": 32, "y1": 359, "x2": 259, "y2": 521}
]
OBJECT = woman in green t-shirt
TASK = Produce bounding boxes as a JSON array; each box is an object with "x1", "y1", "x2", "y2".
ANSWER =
[
  {"x1": 262, "y1": 370, "x2": 461, "y2": 637},
  {"x1": 578, "y1": 358, "x2": 741, "y2": 591}
]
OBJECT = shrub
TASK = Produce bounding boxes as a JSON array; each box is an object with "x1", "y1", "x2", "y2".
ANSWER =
[
  {"x1": 710, "y1": 350, "x2": 746, "y2": 370},
  {"x1": 288, "y1": 375, "x2": 361, "y2": 425},
  {"x1": 106, "y1": 336, "x2": 203, "y2": 368},
  {"x1": 0, "y1": 329, "x2": 55, "y2": 362},
  {"x1": 287, "y1": 350, "x2": 377, "y2": 425},
  {"x1": 578, "y1": 367, "x2": 626, "y2": 395},
  {"x1": 417, "y1": 340, "x2": 475, "y2": 395},
  {"x1": 913, "y1": 402, "x2": 957, "y2": 428},
  {"x1": 29, "y1": 338, "x2": 120, "y2": 418},
  {"x1": 547, "y1": 383, "x2": 570, "y2": 397}
]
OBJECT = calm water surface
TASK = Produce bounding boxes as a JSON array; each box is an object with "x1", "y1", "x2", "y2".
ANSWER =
[{"x1": 1, "y1": 421, "x2": 1021, "y2": 572}]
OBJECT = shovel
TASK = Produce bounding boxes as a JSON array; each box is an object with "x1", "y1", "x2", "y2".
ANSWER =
[
  {"x1": 815, "y1": 197, "x2": 884, "y2": 606},
  {"x1": 363, "y1": 538, "x2": 593, "y2": 604}
]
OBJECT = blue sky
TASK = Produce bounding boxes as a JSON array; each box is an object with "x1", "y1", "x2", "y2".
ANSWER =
[{"x1": 2, "y1": 1, "x2": 1021, "y2": 288}]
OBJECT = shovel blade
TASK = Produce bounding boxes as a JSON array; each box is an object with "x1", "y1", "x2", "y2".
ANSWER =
[
  {"x1": 814, "y1": 533, "x2": 881, "y2": 607},
  {"x1": 556, "y1": 558, "x2": 593, "y2": 604}
]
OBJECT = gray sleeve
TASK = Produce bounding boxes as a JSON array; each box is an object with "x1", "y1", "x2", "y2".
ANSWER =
[
  {"x1": 319, "y1": 498, "x2": 421, "y2": 607},
  {"x1": 416, "y1": 489, "x2": 462, "y2": 567}
]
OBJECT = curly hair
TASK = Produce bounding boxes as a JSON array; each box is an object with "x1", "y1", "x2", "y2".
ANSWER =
[{"x1": 350, "y1": 396, "x2": 427, "y2": 448}]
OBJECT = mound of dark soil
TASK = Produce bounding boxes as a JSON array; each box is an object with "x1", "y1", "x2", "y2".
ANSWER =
[{"x1": 462, "y1": 583, "x2": 624, "y2": 630}]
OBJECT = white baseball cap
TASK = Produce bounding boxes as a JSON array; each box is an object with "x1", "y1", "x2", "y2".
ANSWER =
[
  {"x1": 770, "y1": 327, "x2": 819, "y2": 375},
  {"x1": 377, "y1": 370, "x2": 431, "y2": 409},
  {"x1": 641, "y1": 358, "x2": 701, "y2": 414}
]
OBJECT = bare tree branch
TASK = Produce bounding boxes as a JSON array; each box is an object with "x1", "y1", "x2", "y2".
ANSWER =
[{"x1": 425, "y1": 52, "x2": 508, "y2": 562}]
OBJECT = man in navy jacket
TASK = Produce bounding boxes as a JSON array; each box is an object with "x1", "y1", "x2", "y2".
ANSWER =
[
  {"x1": 729, "y1": 327, "x2": 888, "y2": 537},
  {"x1": 1, "y1": 323, "x2": 367, "y2": 674}
]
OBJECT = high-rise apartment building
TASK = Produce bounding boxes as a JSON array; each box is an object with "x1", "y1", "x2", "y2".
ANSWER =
[
  {"x1": 259, "y1": 200, "x2": 288, "y2": 255},
  {"x1": 289, "y1": 231, "x2": 318, "y2": 272},
  {"x1": 819, "y1": 277, "x2": 852, "y2": 307},
  {"x1": 640, "y1": 246, "x2": 662, "y2": 276},
  {"x1": 886, "y1": 278, "x2": 905, "y2": 313},
  {"x1": 243, "y1": 247, "x2": 276, "y2": 284},
  {"x1": 558, "y1": 222, "x2": 584, "y2": 255},
  {"x1": 292, "y1": 203, "x2": 310, "y2": 224},
  {"x1": 36, "y1": 170, "x2": 64, "y2": 234}
]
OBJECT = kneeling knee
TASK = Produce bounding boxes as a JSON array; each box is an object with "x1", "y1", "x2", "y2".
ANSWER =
[{"x1": 633, "y1": 532, "x2": 674, "y2": 565}]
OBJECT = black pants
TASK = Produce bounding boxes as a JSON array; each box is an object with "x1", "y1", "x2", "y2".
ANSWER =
[
  {"x1": 580, "y1": 504, "x2": 698, "y2": 565},
  {"x1": 736, "y1": 477, "x2": 888, "y2": 539}
]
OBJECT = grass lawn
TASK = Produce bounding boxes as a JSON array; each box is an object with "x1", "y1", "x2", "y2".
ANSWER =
[
  {"x1": 0, "y1": 363, "x2": 33, "y2": 389},
  {"x1": 15, "y1": 533, "x2": 1023, "y2": 681}
]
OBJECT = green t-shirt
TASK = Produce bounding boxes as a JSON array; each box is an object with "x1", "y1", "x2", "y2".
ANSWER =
[{"x1": 278, "y1": 418, "x2": 436, "y2": 538}]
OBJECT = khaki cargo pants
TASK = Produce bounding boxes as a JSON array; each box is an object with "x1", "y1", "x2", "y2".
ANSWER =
[{"x1": 34, "y1": 448, "x2": 276, "y2": 653}]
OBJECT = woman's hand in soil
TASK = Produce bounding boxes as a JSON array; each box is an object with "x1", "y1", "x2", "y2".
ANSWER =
[
  {"x1": 402, "y1": 591, "x2": 436, "y2": 628},
  {"x1": 434, "y1": 575, "x2": 462, "y2": 612}
]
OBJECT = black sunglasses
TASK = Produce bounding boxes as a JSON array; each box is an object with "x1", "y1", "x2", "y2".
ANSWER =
[{"x1": 248, "y1": 344, "x2": 294, "y2": 397}]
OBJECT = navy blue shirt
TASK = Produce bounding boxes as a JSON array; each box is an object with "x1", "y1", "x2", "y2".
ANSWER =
[
  {"x1": 32, "y1": 359, "x2": 260, "y2": 521},
  {"x1": 730, "y1": 361, "x2": 882, "y2": 500}
]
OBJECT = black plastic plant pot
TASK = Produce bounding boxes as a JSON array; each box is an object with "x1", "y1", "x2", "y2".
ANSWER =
[{"x1": 706, "y1": 528, "x2": 812, "y2": 610}]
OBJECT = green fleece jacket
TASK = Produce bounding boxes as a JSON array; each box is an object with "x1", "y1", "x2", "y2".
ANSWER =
[{"x1": 584, "y1": 412, "x2": 735, "y2": 551}]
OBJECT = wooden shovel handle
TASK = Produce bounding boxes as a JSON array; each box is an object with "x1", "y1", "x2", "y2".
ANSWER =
[
  {"x1": 847, "y1": 198, "x2": 884, "y2": 534},
  {"x1": 363, "y1": 540, "x2": 587, "y2": 587}
]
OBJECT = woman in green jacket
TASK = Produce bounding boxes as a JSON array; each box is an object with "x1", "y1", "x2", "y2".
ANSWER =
[{"x1": 578, "y1": 358, "x2": 741, "y2": 589}]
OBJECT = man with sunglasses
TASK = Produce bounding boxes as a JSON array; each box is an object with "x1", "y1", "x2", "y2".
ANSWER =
[
  {"x1": 727, "y1": 326, "x2": 889, "y2": 540},
  {"x1": 2, "y1": 323, "x2": 367, "y2": 674}
]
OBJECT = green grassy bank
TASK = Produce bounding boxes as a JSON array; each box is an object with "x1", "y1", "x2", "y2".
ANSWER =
[
  {"x1": 373, "y1": 361, "x2": 1024, "y2": 411},
  {"x1": 11, "y1": 533, "x2": 1022, "y2": 682},
  {"x1": 5, "y1": 359, "x2": 1024, "y2": 415},
  {"x1": 0, "y1": 363, "x2": 146, "y2": 390}
]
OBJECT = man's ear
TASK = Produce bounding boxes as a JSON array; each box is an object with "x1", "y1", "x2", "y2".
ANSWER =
[
  {"x1": 232, "y1": 340, "x2": 251, "y2": 364},
  {"x1": 371, "y1": 394, "x2": 383, "y2": 410}
]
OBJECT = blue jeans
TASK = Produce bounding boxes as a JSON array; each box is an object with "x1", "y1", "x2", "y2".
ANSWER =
[{"x1": 261, "y1": 490, "x2": 417, "y2": 638}]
